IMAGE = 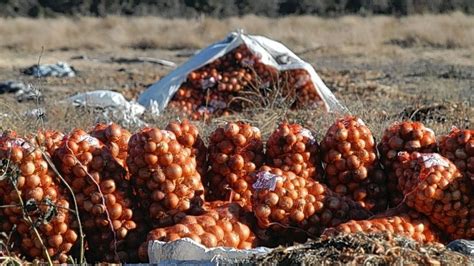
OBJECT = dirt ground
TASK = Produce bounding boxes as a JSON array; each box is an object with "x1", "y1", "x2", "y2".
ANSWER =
[
  {"x1": 0, "y1": 14, "x2": 472, "y2": 139},
  {"x1": 253, "y1": 233, "x2": 472, "y2": 265}
]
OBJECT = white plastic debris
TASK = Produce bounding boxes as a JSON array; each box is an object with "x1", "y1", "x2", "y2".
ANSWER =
[
  {"x1": 23, "y1": 108, "x2": 46, "y2": 119},
  {"x1": 66, "y1": 90, "x2": 146, "y2": 127},
  {"x1": 447, "y1": 239, "x2": 474, "y2": 257},
  {"x1": 0, "y1": 80, "x2": 26, "y2": 94},
  {"x1": 23, "y1": 62, "x2": 76, "y2": 77},
  {"x1": 147, "y1": 238, "x2": 271, "y2": 264},
  {"x1": 15, "y1": 84, "x2": 43, "y2": 102},
  {"x1": 138, "y1": 31, "x2": 346, "y2": 115}
]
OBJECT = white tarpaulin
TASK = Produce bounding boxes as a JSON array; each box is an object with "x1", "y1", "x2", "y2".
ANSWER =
[
  {"x1": 66, "y1": 90, "x2": 146, "y2": 127},
  {"x1": 147, "y1": 238, "x2": 271, "y2": 265},
  {"x1": 138, "y1": 31, "x2": 346, "y2": 115}
]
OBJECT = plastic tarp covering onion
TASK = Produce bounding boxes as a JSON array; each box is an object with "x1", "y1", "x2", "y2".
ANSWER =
[
  {"x1": 147, "y1": 238, "x2": 271, "y2": 265},
  {"x1": 138, "y1": 31, "x2": 346, "y2": 115}
]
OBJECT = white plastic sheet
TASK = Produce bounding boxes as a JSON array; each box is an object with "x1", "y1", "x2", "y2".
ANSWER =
[
  {"x1": 66, "y1": 90, "x2": 145, "y2": 127},
  {"x1": 138, "y1": 31, "x2": 346, "y2": 115},
  {"x1": 23, "y1": 62, "x2": 76, "y2": 77},
  {"x1": 147, "y1": 238, "x2": 271, "y2": 265}
]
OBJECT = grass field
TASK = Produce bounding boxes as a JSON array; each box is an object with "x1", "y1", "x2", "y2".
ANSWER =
[{"x1": 0, "y1": 13, "x2": 472, "y2": 139}]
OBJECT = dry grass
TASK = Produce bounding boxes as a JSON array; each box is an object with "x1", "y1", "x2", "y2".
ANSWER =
[
  {"x1": 0, "y1": 14, "x2": 472, "y2": 143},
  {"x1": 0, "y1": 13, "x2": 473, "y2": 54}
]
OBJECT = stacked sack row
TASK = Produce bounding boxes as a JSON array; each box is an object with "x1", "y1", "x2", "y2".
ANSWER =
[{"x1": 0, "y1": 118, "x2": 472, "y2": 263}]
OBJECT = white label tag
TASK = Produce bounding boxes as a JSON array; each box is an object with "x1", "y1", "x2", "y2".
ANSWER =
[
  {"x1": 356, "y1": 118, "x2": 366, "y2": 126},
  {"x1": 6, "y1": 138, "x2": 32, "y2": 151},
  {"x1": 78, "y1": 134, "x2": 100, "y2": 147},
  {"x1": 251, "y1": 127, "x2": 260, "y2": 135},
  {"x1": 425, "y1": 127, "x2": 435, "y2": 135},
  {"x1": 197, "y1": 106, "x2": 215, "y2": 114},
  {"x1": 161, "y1": 130, "x2": 176, "y2": 140},
  {"x1": 241, "y1": 58, "x2": 255, "y2": 66},
  {"x1": 209, "y1": 99, "x2": 226, "y2": 109},
  {"x1": 299, "y1": 128, "x2": 315, "y2": 144},
  {"x1": 421, "y1": 154, "x2": 449, "y2": 168},
  {"x1": 252, "y1": 171, "x2": 283, "y2": 191},
  {"x1": 201, "y1": 77, "x2": 216, "y2": 90}
]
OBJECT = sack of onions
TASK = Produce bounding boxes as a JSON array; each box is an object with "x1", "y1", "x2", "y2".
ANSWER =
[
  {"x1": 138, "y1": 202, "x2": 257, "y2": 262},
  {"x1": 280, "y1": 69, "x2": 325, "y2": 108},
  {"x1": 395, "y1": 152, "x2": 473, "y2": 240},
  {"x1": 138, "y1": 32, "x2": 344, "y2": 119},
  {"x1": 320, "y1": 116, "x2": 388, "y2": 212},
  {"x1": 378, "y1": 121, "x2": 437, "y2": 206},
  {"x1": 0, "y1": 133, "x2": 78, "y2": 263},
  {"x1": 54, "y1": 129, "x2": 137, "y2": 262},
  {"x1": 166, "y1": 119, "x2": 208, "y2": 177},
  {"x1": 439, "y1": 128, "x2": 473, "y2": 186},
  {"x1": 89, "y1": 123, "x2": 131, "y2": 170},
  {"x1": 252, "y1": 166, "x2": 370, "y2": 242},
  {"x1": 206, "y1": 122, "x2": 264, "y2": 207},
  {"x1": 127, "y1": 127, "x2": 205, "y2": 227},
  {"x1": 323, "y1": 208, "x2": 442, "y2": 244},
  {"x1": 266, "y1": 122, "x2": 322, "y2": 180},
  {"x1": 30, "y1": 130, "x2": 65, "y2": 157}
]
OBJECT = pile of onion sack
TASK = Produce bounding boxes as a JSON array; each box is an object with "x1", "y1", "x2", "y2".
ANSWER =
[
  {"x1": 168, "y1": 44, "x2": 323, "y2": 119},
  {"x1": 0, "y1": 118, "x2": 472, "y2": 264}
]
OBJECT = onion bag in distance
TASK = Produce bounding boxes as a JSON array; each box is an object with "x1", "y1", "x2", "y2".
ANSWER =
[{"x1": 138, "y1": 31, "x2": 346, "y2": 115}]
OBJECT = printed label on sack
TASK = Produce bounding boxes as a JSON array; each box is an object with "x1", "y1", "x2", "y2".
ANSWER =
[
  {"x1": 201, "y1": 77, "x2": 217, "y2": 90},
  {"x1": 78, "y1": 134, "x2": 100, "y2": 147},
  {"x1": 425, "y1": 127, "x2": 435, "y2": 136},
  {"x1": 252, "y1": 171, "x2": 283, "y2": 191},
  {"x1": 4, "y1": 138, "x2": 32, "y2": 152},
  {"x1": 12, "y1": 138, "x2": 30, "y2": 150},
  {"x1": 356, "y1": 118, "x2": 366, "y2": 126},
  {"x1": 295, "y1": 75, "x2": 310, "y2": 88},
  {"x1": 251, "y1": 127, "x2": 260, "y2": 135},
  {"x1": 160, "y1": 130, "x2": 176, "y2": 140},
  {"x1": 241, "y1": 57, "x2": 255, "y2": 67},
  {"x1": 209, "y1": 99, "x2": 227, "y2": 109},
  {"x1": 421, "y1": 154, "x2": 449, "y2": 168},
  {"x1": 299, "y1": 128, "x2": 316, "y2": 144},
  {"x1": 197, "y1": 106, "x2": 215, "y2": 114}
]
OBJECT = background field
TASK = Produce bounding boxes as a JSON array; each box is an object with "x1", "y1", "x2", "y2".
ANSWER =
[
  {"x1": 1, "y1": 0, "x2": 473, "y2": 17},
  {"x1": 0, "y1": 13, "x2": 472, "y2": 140}
]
